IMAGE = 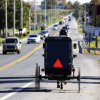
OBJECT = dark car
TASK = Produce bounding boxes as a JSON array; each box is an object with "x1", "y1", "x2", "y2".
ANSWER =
[
  {"x1": 59, "y1": 21, "x2": 64, "y2": 25},
  {"x1": 59, "y1": 29, "x2": 68, "y2": 36},
  {"x1": 69, "y1": 18, "x2": 71, "y2": 21},
  {"x1": 62, "y1": 26, "x2": 68, "y2": 31}
]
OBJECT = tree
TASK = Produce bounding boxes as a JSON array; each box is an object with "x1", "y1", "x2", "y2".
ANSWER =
[
  {"x1": 67, "y1": 1, "x2": 72, "y2": 9},
  {"x1": 73, "y1": 1, "x2": 83, "y2": 18},
  {"x1": 0, "y1": 0, "x2": 5, "y2": 35},
  {"x1": 41, "y1": 0, "x2": 57, "y2": 9},
  {"x1": 62, "y1": 0, "x2": 67, "y2": 6},
  {"x1": 0, "y1": 0, "x2": 30, "y2": 36}
]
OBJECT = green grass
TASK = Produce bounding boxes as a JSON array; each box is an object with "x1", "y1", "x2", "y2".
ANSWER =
[
  {"x1": 76, "y1": 20, "x2": 84, "y2": 34},
  {"x1": 78, "y1": 29, "x2": 84, "y2": 34},
  {"x1": 1, "y1": 29, "x2": 19, "y2": 33},
  {"x1": 88, "y1": 36, "x2": 100, "y2": 48},
  {"x1": 85, "y1": 36, "x2": 100, "y2": 55},
  {"x1": 0, "y1": 37, "x2": 5, "y2": 46}
]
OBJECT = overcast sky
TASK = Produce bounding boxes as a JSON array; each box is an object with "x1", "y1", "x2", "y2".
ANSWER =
[{"x1": 24, "y1": 0, "x2": 91, "y2": 5}]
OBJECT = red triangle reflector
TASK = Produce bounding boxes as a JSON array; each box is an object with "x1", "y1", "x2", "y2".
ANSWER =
[{"x1": 53, "y1": 59, "x2": 63, "y2": 68}]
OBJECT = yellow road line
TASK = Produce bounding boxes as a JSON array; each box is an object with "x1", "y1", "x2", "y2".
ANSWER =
[{"x1": 0, "y1": 26, "x2": 64, "y2": 71}]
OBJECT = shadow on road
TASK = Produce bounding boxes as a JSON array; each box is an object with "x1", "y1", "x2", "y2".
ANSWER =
[
  {"x1": 0, "y1": 76, "x2": 100, "y2": 93},
  {"x1": 78, "y1": 41, "x2": 82, "y2": 54}
]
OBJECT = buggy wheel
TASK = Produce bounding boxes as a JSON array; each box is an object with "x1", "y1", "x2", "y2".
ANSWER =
[
  {"x1": 37, "y1": 66, "x2": 40, "y2": 90},
  {"x1": 35, "y1": 63, "x2": 40, "y2": 92},
  {"x1": 35, "y1": 64, "x2": 38, "y2": 91},
  {"x1": 77, "y1": 68, "x2": 80, "y2": 93}
]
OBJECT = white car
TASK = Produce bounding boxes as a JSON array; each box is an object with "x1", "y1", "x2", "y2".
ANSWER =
[
  {"x1": 65, "y1": 24, "x2": 70, "y2": 29},
  {"x1": 61, "y1": 19, "x2": 65, "y2": 23},
  {"x1": 40, "y1": 30, "x2": 49, "y2": 39},
  {"x1": 27, "y1": 33, "x2": 40, "y2": 44},
  {"x1": 52, "y1": 24, "x2": 59, "y2": 30}
]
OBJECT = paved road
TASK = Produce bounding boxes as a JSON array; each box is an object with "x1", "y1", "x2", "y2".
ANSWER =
[{"x1": 0, "y1": 16, "x2": 100, "y2": 100}]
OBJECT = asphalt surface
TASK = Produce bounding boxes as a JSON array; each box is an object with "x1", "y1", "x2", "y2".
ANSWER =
[{"x1": 0, "y1": 16, "x2": 100, "y2": 100}]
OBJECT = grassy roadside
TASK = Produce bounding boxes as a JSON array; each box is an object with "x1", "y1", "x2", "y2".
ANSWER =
[
  {"x1": 76, "y1": 20, "x2": 84, "y2": 34},
  {"x1": 76, "y1": 19, "x2": 100, "y2": 55},
  {"x1": 0, "y1": 13, "x2": 68, "y2": 46}
]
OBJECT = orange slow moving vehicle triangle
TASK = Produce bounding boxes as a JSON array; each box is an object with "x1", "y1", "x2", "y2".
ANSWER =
[{"x1": 53, "y1": 59, "x2": 63, "y2": 68}]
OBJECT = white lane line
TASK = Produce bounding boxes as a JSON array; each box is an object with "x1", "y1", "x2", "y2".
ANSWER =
[
  {"x1": 0, "y1": 80, "x2": 35, "y2": 100},
  {"x1": 0, "y1": 73, "x2": 45, "y2": 100}
]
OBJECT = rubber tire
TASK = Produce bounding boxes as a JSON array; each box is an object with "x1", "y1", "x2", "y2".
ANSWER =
[
  {"x1": 27, "y1": 41, "x2": 30, "y2": 44},
  {"x1": 78, "y1": 68, "x2": 80, "y2": 93},
  {"x1": 3, "y1": 51, "x2": 7, "y2": 54},
  {"x1": 35, "y1": 64, "x2": 40, "y2": 92},
  {"x1": 37, "y1": 42, "x2": 39, "y2": 44},
  {"x1": 17, "y1": 50, "x2": 21, "y2": 54}
]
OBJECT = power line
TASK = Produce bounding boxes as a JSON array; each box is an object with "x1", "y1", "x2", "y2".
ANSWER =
[
  {"x1": 0, "y1": 4, "x2": 5, "y2": 10},
  {"x1": 8, "y1": 4, "x2": 21, "y2": 11}
]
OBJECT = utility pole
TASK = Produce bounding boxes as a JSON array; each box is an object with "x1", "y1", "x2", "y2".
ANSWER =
[
  {"x1": 51, "y1": 1, "x2": 52, "y2": 24},
  {"x1": 20, "y1": 0, "x2": 23, "y2": 36},
  {"x1": 5, "y1": 0, "x2": 7, "y2": 38},
  {"x1": 28, "y1": 0, "x2": 30, "y2": 34},
  {"x1": 45, "y1": 0, "x2": 46, "y2": 26},
  {"x1": 35, "y1": 4, "x2": 37, "y2": 24},
  {"x1": 84, "y1": 5, "x2": 86, "y2": 26},
  {"x1": 34, "y1": 0, "x2": 36, "y2": 33},
  {"x1": 55, "y1": 5, "x2": 56, "y2": 22},
  {"x1": 13, "y1": 0, "x2": 15, "y2": 37},
  {"x1": 94, "y1": 1, "x2": 97, "y2": 54}
]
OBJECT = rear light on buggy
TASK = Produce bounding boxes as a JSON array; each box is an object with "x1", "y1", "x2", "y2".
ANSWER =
[
  {"x1": 72, "y1": 68, "x2": 75, "y2": 72},
  {"x1": 73, "y1": 55, "x2": 77, "y2": 58},
  {"x1": 41, "y1": 68, "x2": 44, "y2": 72},
  {"x1": 69, "y1": 63, "x2": 71, "y2": 65}
]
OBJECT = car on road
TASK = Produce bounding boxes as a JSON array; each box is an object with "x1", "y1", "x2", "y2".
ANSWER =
[
  {"x1": 65, "y1": 24, "x2": 70, "y2": 29},
  {"x1": 2, "y1": 37, "x2": 21, "y2": 54},
  {"x1": 59, "y1": 21, "x2": 64, "y2": 25},
  {"x1": 62, "y1": 26, "x2": 68, "y2": 31},
  {"x1": 27, "y1": 33, "x2": 40, "y2": 44},
  {"x1": 59, "y1": 29, "x2": 68, "y2": 36},
  {"x1": 39, "y1": 30, "x2": 49, "y2": 39},
  {"x1": 52, "y1": 24, "x2": 59, "y2": 30},
  {"x1": 61, "y1": 19, "x2": 65, "y2": 23},
  {"x1": 68, "y1": 18, "x2": 71, "y2": 21}
]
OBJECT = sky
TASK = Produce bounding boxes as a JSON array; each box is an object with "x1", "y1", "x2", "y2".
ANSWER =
[{"x1": 24, "y1": 0, "x2": 91, "y2": 5}]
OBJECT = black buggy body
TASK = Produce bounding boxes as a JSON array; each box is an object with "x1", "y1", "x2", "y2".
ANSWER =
[
  {"x1": 35, "y1": 36, "x2": 80, "y2": 92},
  {"x1": 44, "y1": 37, "x2": 73, "y2": 80}
]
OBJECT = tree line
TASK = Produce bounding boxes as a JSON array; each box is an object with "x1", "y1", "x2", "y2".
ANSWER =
[{"x1": 0, "y1": 0, "x2": 30, "y2": 35}]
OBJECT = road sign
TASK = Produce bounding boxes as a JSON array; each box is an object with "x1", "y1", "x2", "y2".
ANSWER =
[
  {"x1": 18, "y1": 29, "x2": 23, "y2": 31},
  {"x1": 94, "y1": 30, "x2": 99, "y2": 36},
  {"x1": 53, "y1": 59, "x2": 63, "y2": 68},
  {"x1": 86, "y1": 26, "x2": 94, "y2": 34}
]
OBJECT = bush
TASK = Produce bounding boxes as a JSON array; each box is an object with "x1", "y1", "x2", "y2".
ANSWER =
[
  {"x1": 15, "y1": 34, "x2": 19, "y2": 37},
  {"x1": 1, "y1": 35, "x2": 5, "y2": 38},
  {"x1": 23, "y1": 33, "x2": 27, "y2": 36},
  {"x1": 1, "y1": 32, "x2": 10, "y2": 38}
]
